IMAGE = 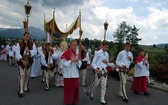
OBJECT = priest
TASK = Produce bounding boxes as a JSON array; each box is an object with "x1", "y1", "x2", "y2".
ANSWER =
[{"x1": 61, "y1": 40, "x2": 82, "y2": 105}]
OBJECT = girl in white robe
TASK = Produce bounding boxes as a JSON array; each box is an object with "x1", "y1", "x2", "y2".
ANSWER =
[{"x1": 30, "y1": 46, "x2": 41, "y2": 78}]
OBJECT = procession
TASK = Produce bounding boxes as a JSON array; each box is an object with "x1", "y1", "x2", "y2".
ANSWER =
[
  {"x1": 1, "y1": 0, "x2": 168, "y2": 105},
  {"x1": 0, "y1": 35, "x2": 153, "y2": 105}
]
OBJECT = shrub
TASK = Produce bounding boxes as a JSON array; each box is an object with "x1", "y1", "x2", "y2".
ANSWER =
[
  {"x1": 128, "y1": 68, "x2": 134, "y2": 76},
  {"x1": 150, "y1": 63, "x2": 168, "y2": 84}
]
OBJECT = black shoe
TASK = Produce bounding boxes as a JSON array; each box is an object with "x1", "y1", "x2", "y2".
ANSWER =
[
  {"x1": 31, "y1": 77, "x2": 36, "y2": 79},
  {"x1": 18, "y1": 92, "x2": 23, "y2": 98},
  {"x1": 116, "y1": 78, "x2": 120, "y2": 81},
  {"x1": 24, "y1": 89, "x2": 30, "y2": 93},
  {"x1": 144, "y1": 92, "x2": 151, "y2": 96},
  {"x1": 118, "y1": 95, "x2": 123, "y2": 98},
  {"x1": 85, "y1": 90, "x2": 93, "y2": 100},
  {"x1": 106, "y1": 84, "x2": 109, "y2": 88},
  {"x1": 45, "y1": 87, "x2": 50, "y2": 91},
  {"x1": 90, "y1": 96, "x2": 93, "y2": 100},
  {"x1": 72, "y1": 101, "x2": 77, "y2": 105},
  {"x1": 100, "y1": 101, "x2": 107, "y2": 105},
  {"x1": 123, "y1": 98, "x2": 129, "y2": 102},
  {"x1": 150, "y1": 83, "x2": 155, "y2": 85},
  {"x1": 82, "y1": 84, "x2": 87, "y2": 87},
  {"x1": 134, "y1": 90, "x2": 139, "y2": 94},
  {"x1": 41, "y1": 79, "x2": 45, "y2": 83},
  {"x1": 86, "y1": 91, "x2": 90, "y2": 96}
]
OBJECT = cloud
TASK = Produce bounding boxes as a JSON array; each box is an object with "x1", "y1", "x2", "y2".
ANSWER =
[
  {"x1": 0, "y1": 0, "x2": 24, "y2": 28},
  {"x1": 151, "y1": 2, "x2": 161, "y2": 8},
  {"x1": 126, "y1": 0, "x2": 139, "y2": 2},
  {"x1": 148, "y1": 7, "x2": 168, "y2": 30},
  {"x1": 41, "y1": 0, "x2": 88, "y2": 8},
  {"x1": 152, "y1": 36, "x2": 158, "y2": 39}
]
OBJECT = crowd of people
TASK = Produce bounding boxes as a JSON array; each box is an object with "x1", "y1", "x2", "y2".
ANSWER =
[{"x1": 0, "y1": 32, "x2": 152, "y2": 105}]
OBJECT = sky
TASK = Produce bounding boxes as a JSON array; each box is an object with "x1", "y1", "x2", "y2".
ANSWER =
[{"x1": 0, "y1": 0, "x2": 168, "y2": 45}]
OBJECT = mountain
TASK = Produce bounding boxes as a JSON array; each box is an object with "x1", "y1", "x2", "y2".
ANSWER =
[
  {"x1": 156, "y1": 43, "x2": 168, "y2": 47},
  {"x1": 0, "y1": 27, "x2": 46, "y2": 40},
  {"x1": 0, "y1": 28, "x2": 6, "y2": 31}
]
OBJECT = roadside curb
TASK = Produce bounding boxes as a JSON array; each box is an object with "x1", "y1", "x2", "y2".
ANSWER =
[{"x1": 127, "y1": 79, "x2": 168, "y2": 93}]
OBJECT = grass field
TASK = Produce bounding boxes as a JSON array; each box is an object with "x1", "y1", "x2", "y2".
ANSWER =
[{"x1": 140, "y1": 45, "x2": 166, "y2": 64}]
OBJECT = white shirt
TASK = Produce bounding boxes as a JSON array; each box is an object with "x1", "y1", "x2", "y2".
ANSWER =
[
  {"x1": 82, "y1": 51, "x2": 90, "y2": 62},
  {"x1": 15, "y1": 42, "x2": 37, "y2": 61},
  {"x1": 91, "y1": 49, "x2": 109, "y2": 70},
  {"x1": 116, "y1": 50, "x2": 133, "y2": 68},
  {"x1": 8, "y1": 50, "x2": 14, "y2": 57},
  {"x1": 1, "y1": 45, "x2": 4, "y2": 49},
  {"x1": 12, "y1": 45, "x2": 17, "y2": 52},
  {"x1": 6, "y1": 45, "x2": 10, "y2": 54},
  {"x1": 40, "y1": 50, "x2": 58, "y2": 67},
  {"x1": 53, "y1": 47, "x2": 60, "y2": 52},
  {"x1": 56, "y1": 50, "x2": 64, "y2": 69}
]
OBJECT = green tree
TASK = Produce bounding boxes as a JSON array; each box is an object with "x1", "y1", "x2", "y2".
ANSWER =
[
  {"x1": 126, "y1": 25, "x2": 142, "y2": 57},
  {"x1": 113, "y1": 21, "x2": 142, "y2": 58},
  {"x1": 114, "y1": 21, "x2": 131, "y2": 44},
  {"x1": 153, "y1": 44, "x2": 157, "y2": 48},
  {"x1": 126, "y1": 25, "x2": 141, "y2": 45},
  {"x1": 113, "y1": 21, "x2": 131, "y2": 56},
  {"x1": 0, "y1": 37, "x2": 6, "y2": 46},
  {"x1": 81, "y1": 38, "x2": 90, "y2": 48},
  {"x1": 108, "y1": 41, "x2": 114, "y2": 49},
  {"x1": 93, "y1": 39, "x2": 101, "y2": 48},
  {"x1": 84, "y1": 38, "x2": 90, "y2": 47},
  {"x1": 164, "y1": 45, "x2": 168, "y2": 49}
]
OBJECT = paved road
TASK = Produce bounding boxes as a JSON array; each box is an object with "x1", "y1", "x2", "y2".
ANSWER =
[{"x1": 0, "y1": 61, "x2": 168, "y2": 105}]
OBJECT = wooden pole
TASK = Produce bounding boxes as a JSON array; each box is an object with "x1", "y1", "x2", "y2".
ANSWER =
[{"x1": 79, "y1": 9, "x2": 82, "y2": 52}]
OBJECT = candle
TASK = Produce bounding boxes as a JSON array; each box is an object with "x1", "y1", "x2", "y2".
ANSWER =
[{"x1": 76, "y1": 47, "x2": 79, "y2": 58}]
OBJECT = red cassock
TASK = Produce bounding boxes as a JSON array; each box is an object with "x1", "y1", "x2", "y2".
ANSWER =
[
  {"x1": 131, "y1": 76, "x2": 147, "y2": 92},
  {"x1": 64, "y1": 78, "x2": 80, "y2": 104},
  {"x1": 61, "y1": 49, "x2": 80, "y2": 104}
]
